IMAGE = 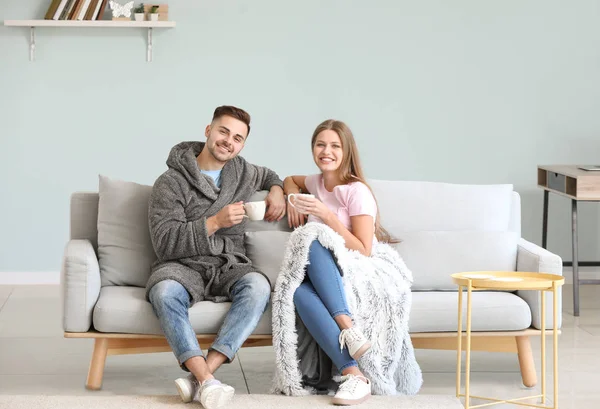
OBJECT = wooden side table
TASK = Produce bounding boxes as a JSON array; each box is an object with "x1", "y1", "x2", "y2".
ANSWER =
[
  {"x1": 537, "y1": 165, "x2": 600, "y2": 316},
  {"x1": 452, "y1": 271, "x2": 564, "y2": 409}
]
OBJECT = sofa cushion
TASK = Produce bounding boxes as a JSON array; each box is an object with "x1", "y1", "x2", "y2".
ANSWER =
[
  {"x1": 97, "y1": 175, "x2": 156, "y2": 288},
  {"x1": 93, "y1": 286, "x2": 272, "y2": 335},
  {"x1": 394, "y1": 230, "x2": 518, "y2": 290},
  {"x1": 409, "y1": 291, "x2": 532, "y2": 332},
  {"x1": 245, "y1": 231, "x2": 291, "y2": 289},
  {"x1": 368, "y1": 180, "x2": 514, "y2": 234},
  {"x1": 91, "y1": 286, "x2": 531, "y2": 335}
]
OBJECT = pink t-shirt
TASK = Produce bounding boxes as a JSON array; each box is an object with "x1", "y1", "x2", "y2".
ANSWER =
[{"x1": 304, "y1": 174, "x2": 377, "y2": 232}]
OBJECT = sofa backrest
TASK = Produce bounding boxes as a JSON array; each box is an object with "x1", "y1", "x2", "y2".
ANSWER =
[
  {"x1": 69, "y1": 190, "x2": 291, "y2": 253},
  {"x1": 369, "y1": 180, "x2": 520, "y2": 234},
  {"x1": 70, "y1": 192, "x2": 100, "y2": 252},
  {"x1": 368, "y1": 180, "x2": 520, "y2": 290},
  {"x1": 70, "y1": 179, "x2": 521, "y2": 291},
  {"x1": 70, "y1": 182, "x2": 521, "y2": 245}
]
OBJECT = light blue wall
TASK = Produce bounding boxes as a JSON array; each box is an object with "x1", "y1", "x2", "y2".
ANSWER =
[{"x1": 2, "y1": 0, "x2": 600, "y2": 273}]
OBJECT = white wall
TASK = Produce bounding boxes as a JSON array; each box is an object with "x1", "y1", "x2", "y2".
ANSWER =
[{"x1": 1, "y1": 0, "x2": 600, "y2": 276}]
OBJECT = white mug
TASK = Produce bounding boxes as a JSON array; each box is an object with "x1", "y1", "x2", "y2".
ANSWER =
[
  {"x1": 287, "y1": 193, "x2": 314, "y2": 214},
  {"x1": 244, "y1": 200, "x2": 266, "y2": 221}
]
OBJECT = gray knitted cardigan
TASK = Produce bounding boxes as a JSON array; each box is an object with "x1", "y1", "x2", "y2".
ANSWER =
[{"x1": 145, "y1": 141, "x2": 283, "y2": 304}]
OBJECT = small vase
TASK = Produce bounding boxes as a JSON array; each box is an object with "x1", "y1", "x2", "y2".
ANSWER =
[
  {"x1": 150, "y1": 13, "x2": 159, "y2": 21},
  {"x1": 134, "y1": 13, "x2": 145, "y2": 21}
]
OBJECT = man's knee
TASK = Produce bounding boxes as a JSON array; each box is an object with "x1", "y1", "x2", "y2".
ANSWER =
[
  {"x1": 234, "y1": 273, "x2": 271, "y2": 305},
  {"x1": 149, "y1": 279, "x2": 187, "y2": 309}
]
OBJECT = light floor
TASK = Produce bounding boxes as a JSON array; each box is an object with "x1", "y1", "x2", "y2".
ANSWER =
[{"x1": 1, "y1": 284, "x2": 599, "y2": 408}]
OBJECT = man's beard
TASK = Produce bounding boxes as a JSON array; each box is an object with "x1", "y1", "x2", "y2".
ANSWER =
[{"x1": 209, "y1": 142, "x2": 232, "y2": 163}]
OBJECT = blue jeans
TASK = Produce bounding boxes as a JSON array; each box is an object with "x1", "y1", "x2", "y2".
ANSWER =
[
  {"x1": 149, "y1": 272, "x2": 271, "y2": 370},
  {"x1": 293, "y1": 240, "x2": 357, "y2": 372}
]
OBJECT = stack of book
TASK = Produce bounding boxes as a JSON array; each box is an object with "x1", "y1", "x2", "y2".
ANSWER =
[{"x1": 44, "y1": 0, "x2": 110, "y2": 21}]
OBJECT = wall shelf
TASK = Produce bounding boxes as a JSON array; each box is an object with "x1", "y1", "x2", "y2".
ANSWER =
[{"x1": 3, "y1": 20, "x2": 177, "y2": 62}]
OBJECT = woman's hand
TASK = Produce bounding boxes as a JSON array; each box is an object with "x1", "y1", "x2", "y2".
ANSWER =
[
  {"x1": 291, "y1": 195, "x2": 333, "y2": 223},
  {"x1": 287, "y1": 201, "x2": 307, "y2": 229}
]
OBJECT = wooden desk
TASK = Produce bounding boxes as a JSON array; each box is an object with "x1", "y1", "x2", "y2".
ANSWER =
[{"x1": 537, "y1": 165, "x2": 600, "y2": 316}]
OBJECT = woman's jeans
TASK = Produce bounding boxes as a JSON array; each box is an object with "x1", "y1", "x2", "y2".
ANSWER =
[
  {"x1": 293, "y1": 240, "x2": 357, "y2": 372},
  {"x1": 149, "y1": 272, "x2": 271, "y2": 370}
]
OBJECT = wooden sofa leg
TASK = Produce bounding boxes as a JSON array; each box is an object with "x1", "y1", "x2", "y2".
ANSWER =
[
  {"x1": 86, "y1": 338, "x2": 109, "y2": 390},
  {"x1": 516, "y1": 336, "x2": 537, "y2": 387}
]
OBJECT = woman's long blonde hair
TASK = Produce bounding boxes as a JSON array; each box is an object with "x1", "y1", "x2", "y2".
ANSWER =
[{"x1": 311, "y1": 119, "x2": 397, "y2": 243}]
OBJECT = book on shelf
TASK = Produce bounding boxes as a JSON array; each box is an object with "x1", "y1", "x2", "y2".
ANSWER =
[
  {"x1": 44, "y1": 0, "x2": 62, "y2": 19},
  {"x1": 69, "y1": 0, "x2": 83, "y2": 19},
  {"x1": 84, "y1": 0, "x2": 99, "y2": 20},
  {"x1": 59, "y1": 0, "x2": 76, "y2": 19},
  {"x1": 44, "y1": 0, "x2": 109, "y2": 20}
]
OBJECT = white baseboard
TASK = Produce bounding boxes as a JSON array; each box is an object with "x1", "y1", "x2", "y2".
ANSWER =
[{"x1": 0, "y1": 271, "x2": 60, "y2": 285}]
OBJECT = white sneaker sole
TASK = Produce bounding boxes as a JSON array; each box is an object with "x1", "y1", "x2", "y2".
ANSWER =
[
  {"x1": 350, "y1": 341, "x2": 371, "y2": 360},
  {"x1": 332, "y1": 393, "x2": 371, "y2": 406},
  {"x1": 201, "y1": 385, "x2": 235, "y2": 409},
  {"x1": 174, "y1": 377, "x2": 194, "y2": 403}
]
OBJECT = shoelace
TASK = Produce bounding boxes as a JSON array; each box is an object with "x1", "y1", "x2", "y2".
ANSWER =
[
  {"x1": 338, "y1": 328, "x2": 355, "y2": 353},
  {"x1": 338, "y1": 374, "x2": 369, "y2": 393}
]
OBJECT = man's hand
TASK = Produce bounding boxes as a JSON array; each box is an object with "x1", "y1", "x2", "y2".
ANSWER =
[
  {"x1": 207, "y1": 202, "x2": 246, "y2": 235},
  {"x1": 265, "y1": 186, "x2": 286, "y2": 222}
]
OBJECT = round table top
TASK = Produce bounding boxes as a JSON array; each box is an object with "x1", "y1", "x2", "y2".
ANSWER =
[{"x1": 451, "y1": 271, "x2": 565, "y2": 290}]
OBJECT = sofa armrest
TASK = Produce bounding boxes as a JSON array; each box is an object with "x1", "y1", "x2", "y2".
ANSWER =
[
  {"x1": 61, "y1": 239, "x2": 101, "y2": 332},
  {"x1": 516, "y1": 238, "x2": 563, "y2": 330}
]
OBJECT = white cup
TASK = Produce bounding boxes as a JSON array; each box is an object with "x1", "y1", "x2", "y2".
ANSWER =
[
  {"x1": 287, "y1": 193, "x2": 315, "y2": 214},
  {"x1": 244, "y1": 200, "x2": 266, "y2": 221}
]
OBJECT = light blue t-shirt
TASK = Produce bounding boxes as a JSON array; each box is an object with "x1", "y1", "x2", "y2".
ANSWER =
[{"x1": 201, "y1": 169, "x2": 222, "y2": 188}]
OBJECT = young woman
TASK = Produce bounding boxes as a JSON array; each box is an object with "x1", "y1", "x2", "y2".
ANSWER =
[{"x1": 283, "y1": 119, "x2": 395, "y2": 405}]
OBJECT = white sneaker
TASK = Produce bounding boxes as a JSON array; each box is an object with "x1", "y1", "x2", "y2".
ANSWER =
[
  {"x1": 332, "y1": 374, "x2": 372, "y2": 405},
  {"x1": 194, "y1": 378, "x2": 235, "y2": 409},
  {"x1": 339, "y1": 327, "x2": 371, "y2": 360},
  {"x1": 174, "y1": 373, "x2": 198, "y2": 403}
]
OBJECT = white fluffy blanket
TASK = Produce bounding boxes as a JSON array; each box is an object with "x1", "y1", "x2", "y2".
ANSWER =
[{"x1": 271, "y1": 223, "x2": 423, "y2": 396}]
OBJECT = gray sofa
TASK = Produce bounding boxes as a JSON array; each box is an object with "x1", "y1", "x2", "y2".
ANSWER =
[{"x1": 61, "y1": 176, "x2": 562, "y2": 390}]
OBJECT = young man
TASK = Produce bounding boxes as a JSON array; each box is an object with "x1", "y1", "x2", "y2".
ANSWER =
[{"x1": 145, "y1": 106, "x2": 286, "y2": 409}]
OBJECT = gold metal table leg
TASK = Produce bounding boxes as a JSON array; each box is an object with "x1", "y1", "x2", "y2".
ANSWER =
[
  {"x1": 553, "y1": 283, "x2": 559, "y2": 409},
  {"x1": 465, "y1": 282, "x2": 473, "y2": 409},
  {"x1": 457, "y1": 285, "x2": 463, "y2": 398},
  {"x1": 541, "y1": 290, "x2": 546, "y2": 404}
]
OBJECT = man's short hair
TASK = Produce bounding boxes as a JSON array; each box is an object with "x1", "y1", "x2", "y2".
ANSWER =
[{"x1": 212, "y1": 106, "x2": 251, "y2": 136}]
